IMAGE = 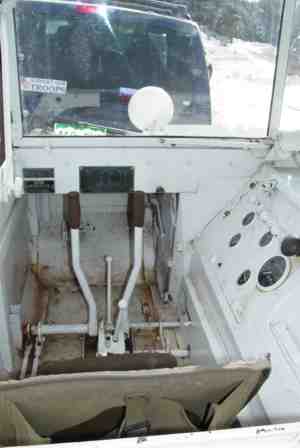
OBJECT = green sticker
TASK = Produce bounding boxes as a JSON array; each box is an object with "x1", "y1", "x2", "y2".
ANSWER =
[{"x1": 54, "y1": 122, "x2": 108, "y2": 136}]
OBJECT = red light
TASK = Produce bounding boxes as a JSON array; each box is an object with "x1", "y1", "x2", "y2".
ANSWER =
[
  {"x1": 119, "y1": 88, "x2": 136, "y2": 105},
  {"x1": 119, "y1": 94, "x2": 131, "y2": 105},
  {"x1": 75, "y1": 4, "x2": 99, "y2": 14}
]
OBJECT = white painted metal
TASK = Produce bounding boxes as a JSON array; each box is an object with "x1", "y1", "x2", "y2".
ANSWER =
[
  {"x1": 32, "y1": 323, "x2": 89, "y2": 336},
  {"x1": 105, "y1": 256, "x2": 113, "y2": 330},
  {"x1": 0, "y1": 199, "x2": 28, "y2": 371},
  {"x1": 187, "y1": 164, "x2": 300, "y2": 424},
  {"x1": 21, "y1": 422, "x2": 300, "y2": 448},
  {"x1": 114, "y1": 227, "x2": 143, "y2": 340},
  {"x1": 129, "y1": 321, "x2": 182, "y2": 329},
  {"x1": 71, "y1": 229, "x2": 98, "y2": 336},
  {"x1": 34, "y1": 221, "x2": 97, "y2": 337},
  {"x1": 19, "y1": 343, "x2": 32, "y2": 380},
  {"x1": 14, "y1": 147, "x2": 262, "y2": 194},
  {"x1": 97, "y1": 322, "x2": 125, "y2": 356},
  {"x1": 8, "y1": 304, "x2": 22, "y2": 350},
  {"x1": 31, "y1": 336, "x2": 45, "y2": 376},
  {"x1": 268, "y1": 0, "x2": 297, "y2": 137},
  {"x1": 13, "y1": 136, "x2": 273, "y2": 150}
]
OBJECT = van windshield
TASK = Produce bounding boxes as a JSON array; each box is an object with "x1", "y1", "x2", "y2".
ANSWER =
[{"x1": 15, "y1": 0, "x2": 211, "y2": 136}]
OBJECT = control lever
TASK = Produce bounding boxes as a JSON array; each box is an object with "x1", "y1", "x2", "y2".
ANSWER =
[
  {"x1": 281, "y1": 237, "x2": 300, "y2": 257},
  {"x1": 105, "y1": 256, "x2": 113, "y2": 332},
  {"x1": 67, "y1": 192, "x2": 98, "y2": 336},
  {"x1": 113, "y1": 191, "x2": 145, "y2": 342}
]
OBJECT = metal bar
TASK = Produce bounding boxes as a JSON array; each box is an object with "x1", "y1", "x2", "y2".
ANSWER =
[
  {"x1": 133, "y1": 349, "x2": 189, "y2": 357},
  {"x1": 32, "y1": 323, "x2": 89, "y2": 336},
  {"x1": 13, "y1": 136, "x2": 273, "y2": 150},
  {"x1": 71, "y1": 229, "x2": 98, "y2": 336},
  {"x1": 130, "y1": 321, "x2": 182, "y2": 329},
  {"x1": 268, "y1": 0, "x2": 297, "y2": 137},
  {"x1": 150, "y1": 198, "x2": 165, "y2": 237},
  {"x1": 105, "y1": 256, "x2": 113, "y2": 329},
  {"x1": 19, "y1": 343, "x2": 33, "y2": 380},
  {"x1": 31, "y1": 337, "x2": 45, "y2": 377},
  {"x1": 114, "y1": 227, "x2": 143, "y2": 339}
]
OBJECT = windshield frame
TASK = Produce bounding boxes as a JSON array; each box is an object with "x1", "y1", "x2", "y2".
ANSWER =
[{"x1": 2, "y1": 0, "x2": 293, "y2": 150}]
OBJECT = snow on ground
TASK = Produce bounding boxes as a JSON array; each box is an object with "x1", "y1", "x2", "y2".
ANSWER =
[{"x1": 201, "y1": 32, "x2": 300, "y2": 136}]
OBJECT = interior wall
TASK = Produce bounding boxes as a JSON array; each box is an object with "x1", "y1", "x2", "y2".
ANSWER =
[
  {"x1": 0, "y1": 197, "x2": 29, "y2": 372},
  {"x1": 170, "y1": 155, "x2": 264, "y2": 303},
  {"x1": 31, "y1": 193, "x2": 154, "y2": 287},
  {"x1": 186, "y1": 164, "x2": 300, "y2": 424}
]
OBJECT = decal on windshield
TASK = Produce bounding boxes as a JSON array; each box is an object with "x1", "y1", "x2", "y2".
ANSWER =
[
  {"x1": 54, "y1": 122, "x2": 107, "y2": 136},
  {"x1": 21, "y1": 77, "x2": 67, "y2": 95}
]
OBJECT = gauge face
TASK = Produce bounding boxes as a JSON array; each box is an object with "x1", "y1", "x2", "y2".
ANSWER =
[
  {"x1": 242, "y1": 212, "x2": 255, "y2": 226},
  {"x1": 229, "y1": 233, "x2": 241, "y2": 247},
  {"x1": 259, "y1": 232, "x2": 273, "y2": 247},
  {"x1": 237, "y1": 270, "x2": 251, "y2": 285},
  {"x1": 257, "y1": 256, "x2": 289, "y2": 291}
]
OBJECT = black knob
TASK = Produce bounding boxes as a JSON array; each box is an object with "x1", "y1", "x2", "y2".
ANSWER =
[{"x1": 281, "y1": 237, "x2": 300, "y2": 256}]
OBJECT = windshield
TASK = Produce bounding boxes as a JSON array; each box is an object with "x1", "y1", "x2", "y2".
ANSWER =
[
  {"x1": 14, "y1": 0, "x2": 283, "y2": 138},
  {"x1": 15, "y1": 1, "x2": 210, "y2": 136}
]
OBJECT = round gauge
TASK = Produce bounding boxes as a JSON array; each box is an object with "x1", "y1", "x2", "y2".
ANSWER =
[
  {"x1": 229, "y1": 233, "x2": 242, "y2": 247},
  {"x1": 237, "y1": 270, "x2": 251, "y2": 286},
  {"x1": 257, "y1": 256, "x2": 290, "y2": 291},
  {"x1": 259, "y1": 232, "x2": 273, "y2": 247},
  {"x1": 242, "y1": 212, "x2": 255, "y2": 226}
]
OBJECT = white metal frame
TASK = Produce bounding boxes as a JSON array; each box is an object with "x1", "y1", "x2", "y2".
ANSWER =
[
  {"x1": 114, "y1": 226, "x2": 143, "y2": 339},
  {"x1": 35, "y1": 423, "x2": 300, "y2": 448},
  {"x1": 70, "y1": 228, "x2": 98, "y2": 336},
  {"x1": 268, "y1": 0, "x2": 297, "y2": 138}
]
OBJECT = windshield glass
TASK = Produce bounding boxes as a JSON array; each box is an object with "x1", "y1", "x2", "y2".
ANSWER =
[
  {"x1": 14, "y1": 0, "x2": 283, "y2": 138},
  {"x1": 280, "y1": 1, "x2": 300, "y2": 132}
]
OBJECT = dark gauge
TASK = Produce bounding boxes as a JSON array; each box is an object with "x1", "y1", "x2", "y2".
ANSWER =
[
  {"x1": 259, "y1": 232, "x2": 273, "y2": 247},
  {"x1": 242, "y1": 212, "x2": 255, "y2": 226},
  {"x1": 237, "y1": 270, "x2": 251, "y2": 285},
  {"x1": 258, "y1": 256, "x2": 287, "y2": 289},
  {"x1": 229, "y1": 233, "x2": 241, "y2": 247}
]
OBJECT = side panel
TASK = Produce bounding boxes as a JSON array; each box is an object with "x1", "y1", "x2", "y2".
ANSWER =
[
  {"x1": 187, "y1": 164, "x2": 300, "y2": 424},
  {"x1": 0, "y1": 198, "x2": 29, "y2": 371}
]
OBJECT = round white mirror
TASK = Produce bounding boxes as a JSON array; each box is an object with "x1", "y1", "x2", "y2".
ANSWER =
[{"x1": 128, "y1": 86, "x2": 174, "y2": 132}]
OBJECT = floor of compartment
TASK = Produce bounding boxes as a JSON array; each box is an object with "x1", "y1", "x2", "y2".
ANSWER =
[{"x1": 37, "y1": 282, "x2": 190, "y2": 372}]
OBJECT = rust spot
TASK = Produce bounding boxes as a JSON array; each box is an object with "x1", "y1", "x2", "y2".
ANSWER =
[
  {"x1": 140, "y1": 285, "x2": 159, "y2": 322},
  {"x1": 131, "y1": 328, "x2": 162, "y2": 352},
  {"x1": 29, "y1": 265, "x2": 50, "y2": 324}
]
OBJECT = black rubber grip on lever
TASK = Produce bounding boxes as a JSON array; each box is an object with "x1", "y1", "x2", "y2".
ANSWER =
[
  {"x1": 67, "y1": 191, "x2": 81, "y2": 230},
  {"x1": 128, "y1": 191, "x2": 145, "y2": 228}
]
